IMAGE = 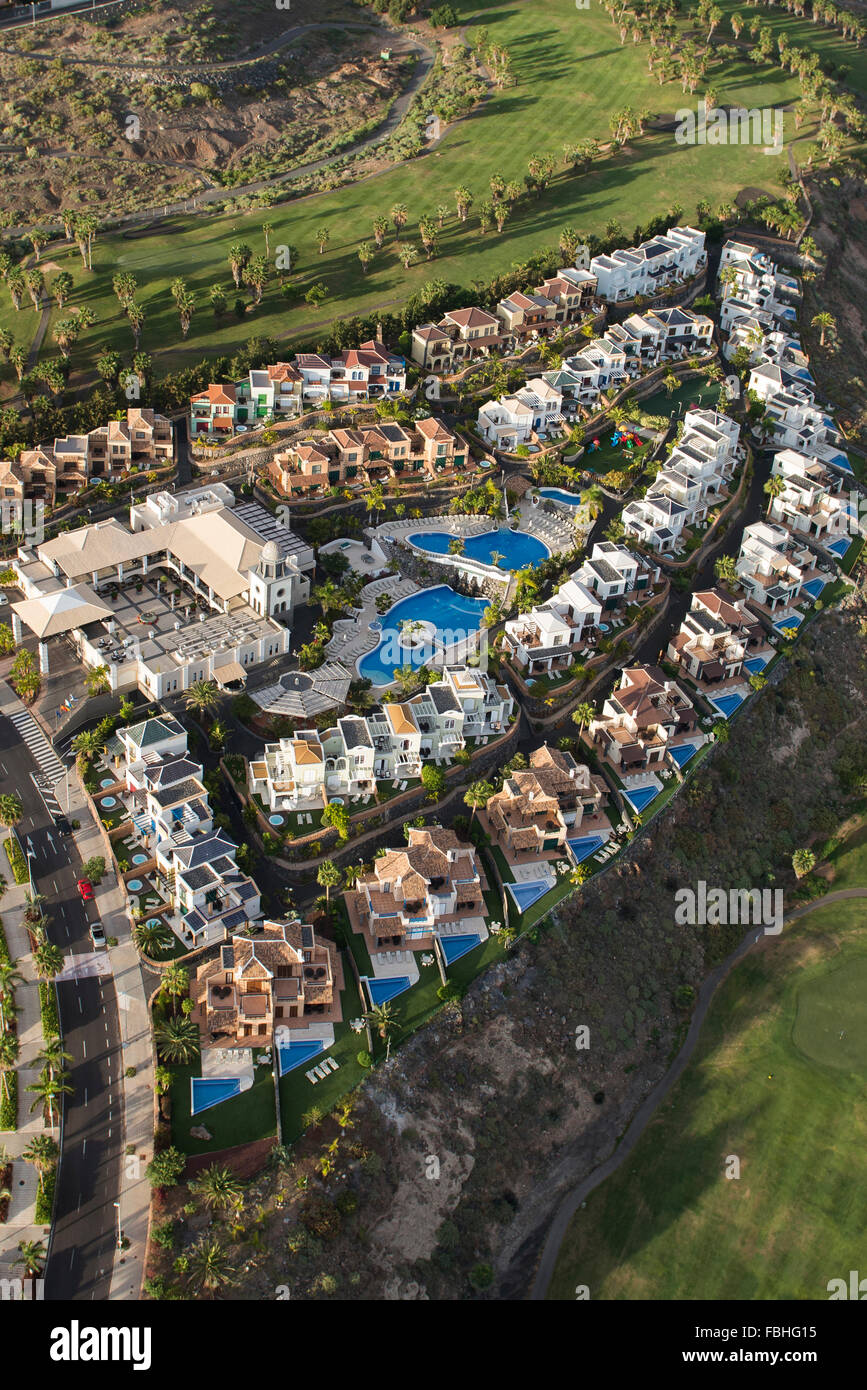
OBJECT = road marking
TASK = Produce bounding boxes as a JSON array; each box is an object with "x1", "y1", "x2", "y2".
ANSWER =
[
  {"x1": 8, "y1": 707, "x2": 65, "y2": 781},
  {"x1": 53, "y1": 879, "x2": 58, "y2": 893},
  {"x1": 82, "y1": 1140, "x2": 86, "y2": 1156},
  {"x1": 59, "y1": 904, "x2": 65, "y2": 917},
  {"x1": 84, "y1": 1089, "x2": 87, "y2": 1106},
  {"x1": 0, "y1": 762, "x2": 7, "y2": 775},
  {"x1": 82, "y1": 1040, "x2": 86, "y2": 1058},
  {"x1": 78, "y1": 997, "x2": 82, "y2": 1013}
]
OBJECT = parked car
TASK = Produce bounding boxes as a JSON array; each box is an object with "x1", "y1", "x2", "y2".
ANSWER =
[
  {"x1": 0, "y1": 595, "x2": 8, "y2": 606},
  {"x1": 90, "y1": 921, "x2": 106, "y2": 949},
  {"x1": 52, "y1": 814, "x2": 73, "y2": 837},
  {"x1": 76, "y1": 878, "x2": 94, "y2": 902}
]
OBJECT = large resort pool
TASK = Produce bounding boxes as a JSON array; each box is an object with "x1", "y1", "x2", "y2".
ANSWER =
[
  {"x1": 407, "y1": 526, "x2": 549, "y2": 570},
  {"x1": 357, "y1": 585, "x2": 489, "y2": 687}
]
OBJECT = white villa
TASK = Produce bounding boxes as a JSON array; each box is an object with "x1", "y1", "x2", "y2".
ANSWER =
[
  {"x1": 735, "y1": 521, "x2": 815, "y2": 615},
  {"x1": 624, "y1": 409, "x2": 740, "y2": 550},
  {"x1": 767, "y1": 448, "x2": 853, "y2": 544},
  {"x1": 113, "y1": 716, "x2": 263, "y2": 948},
  {"x1": 9, "y1": 487, "x2": 313, "y2": 697},
  {"x1": 503, "y1": 542, "x2": 657, "y2": 675},
  {"x1": 477, "y1": 377, "x2": 563, "y2": 448},
  {"x1": 249, "y1": 666, "x2": 514, "y2": 812},
  {"x1": 590, "y1": 226, "x2": 706, "y2": 303}
]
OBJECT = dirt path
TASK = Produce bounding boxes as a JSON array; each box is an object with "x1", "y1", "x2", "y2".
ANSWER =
[{"x1": 526, "y1": 887, "x2": 867, "y2": 1301}]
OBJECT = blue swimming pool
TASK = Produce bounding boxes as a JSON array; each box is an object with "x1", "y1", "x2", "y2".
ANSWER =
[
  {"x1": 669, "y1": 742, "x2": 698, "y2": 768},
  {"x1": 827, "y1": 536, "x2": 851, "y2": 556},
  {"x1": 408, "y1": 526, "x2": 549, "y2": 569},
  {"x1": 743, "y1": 654, "x2": 768, "y2": 674},
  {"x1": 540, "y1": 487, "x2": 582, "y2": 507},
  {"x1": 566, "y1": 833, "x2": 605, "y2": 863},
  {"x1": 801, "y1": 578, "x2": 826, "y2": 600},
  {"x1": 357, "y1": 585, "x2": 488, "y2": 686},
  {"x1": 710, "y1": 691, "x2": 745, "y2": 719},
  {"x1": 365, "y1": 975, "x2": 411, "y2": 1005},
  {"x1": 506, "y1": 880, "x2": 552, "y2": 913},
  {"x1": 132, "y1": 853, "x2": 148, "y2": 865},
  {"x1": 438, "y1": 933, "x2": 481, "y2": 964},
  {"x1": 624, "y1": 785, "x2": 660, "y2": 814},
  {"x1": 774, "y1": 611, "x2": 803, "y2": 633},
  {"x1": 277, "y1": 1039, "x2": 324, "y2": 1076},
  {"x1": 190, "y1": 1077, "x2": 241, "y2": 1115},
  {"x1": 127, "y1": 878, "x2": 143, "y2": 892}
]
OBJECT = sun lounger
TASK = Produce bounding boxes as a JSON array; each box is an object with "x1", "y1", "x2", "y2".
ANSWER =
[
  {"x1": 306, "y1": 1069, "x2": 319, "y2": 1084},
  {"x1": 314, "y1": 1064, "x2": 328, "y2": 1080},
  {"x1": 326, "y1": 1057, "x2": 339, "y2": 1072}
]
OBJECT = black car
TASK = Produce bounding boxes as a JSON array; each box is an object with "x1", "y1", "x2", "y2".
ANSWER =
[{"x1": 52, "y1": 814, "x2": 73, "y2": 837}]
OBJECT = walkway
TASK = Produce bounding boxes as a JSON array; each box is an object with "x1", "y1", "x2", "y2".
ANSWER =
[
  {"x1": 0, "y1": 876, "x2": 58, "y2": 1275},
  {"x1": 527, "y1": 887, "x2": 867, "y2": 1300}
]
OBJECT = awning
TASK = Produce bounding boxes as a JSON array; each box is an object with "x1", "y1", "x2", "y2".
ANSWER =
[
  {"x1": 701, "y1": 660, "x2": 724, "y2": 679},
  {"x1": 215, "y1": 662, "x2": 247, "y2": 688}
]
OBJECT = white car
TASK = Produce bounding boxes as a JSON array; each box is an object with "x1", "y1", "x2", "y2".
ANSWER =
[{"x1": 0, "y1": 595, "x2": 8, "y2": 606}]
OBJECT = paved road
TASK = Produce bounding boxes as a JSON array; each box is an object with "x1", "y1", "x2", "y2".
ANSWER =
[
  {"x1": 526, "y1": 888, "x2": 867, "y2": 1300},
  {"x1": 0, "y1": 704, "x2": 122, "y2": 1301}
]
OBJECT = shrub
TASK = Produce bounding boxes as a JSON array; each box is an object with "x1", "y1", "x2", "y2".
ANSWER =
[
  {"x1": 357, "y1": 1050, "x2": 373, "y2": 1069},
  {"x1": 145, "y1": 1147, "x2": 186, "y2": 1190},
  {"x1": 4, "y1": 838, "x2": 28, "y2": 885},
  {"x1": 0, "y1": 1072, "x2": 17, "y2": 1130},
  {"x1": 34, "y1": 1167, "x2": 56, "y2": 1224}
]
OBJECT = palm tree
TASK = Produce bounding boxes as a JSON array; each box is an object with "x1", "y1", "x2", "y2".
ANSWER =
[
  {"x1": 228, "y1": 242, "x2": 252, "y2": 289},
  {"x1": 184, "y1": 679, "x2": 220, "y2": 721},
  {"x1": 454, "y1": 186, "x2": 473, "y2": 222},
  {"x1": 372, "y1": 216, "x2": 388, "y2": 248},
  {"x1": 154, "y1": 1016, "x2": 200, "y2": 1065},
  {"x1": 33, "y1": 939, "x2": 64, "y2": 981},
  {"x1": 71, "y1": 728, "x2": 101, "y2": 765},
  {"x1": 489, "y1": 550, "x2": 505, "y2": 569},
  {"x1": 571, "y1": 701, "x2": 595, "y2": 739},
  {"x1": 317, "y1": 860, "x2": 341, "y2": 904},
  {"x1": 0, "y1": 1031, "x2": 20, "y2": 1104},
  {"x1": 464, "y1": 779, "x2": 494, "y2": 824},
  {"x1": 764, "y1": 474, "x2": 785, "y2": 515},
  {"x1": 810, "y1": 311, "x2": 835, "y2": 347},
  {"x1": 127, "y1": 300, "x2": 145, "y2": 350},
  {"x1": 158, "y1": 961, "x2": 189, "y2": 1016},
  {"x1": 209, "y1": 719, "x2": 230, "y2": 751},
  {"x1": 580, "y1": 484, "x2": 604, "y2": 521},
  {"x1": 0, "y1": 960, "x2": 23, "y2": 1031},
  {"x1": 714, "y1": 554, "x2": 738, "y2": 587},
  {"x1": 357, "y1": 241, "x2": 374, "y2": 274},
  {"x1": 21, "y1": 1133, "x2": 58, "y2": 1193},
  {"x1": 14, "y1": 1239, "x2": 46, "y2": 1279},
  {"x1": 364, "y1": 1000, "x2": 399, "y2": 1042},
  {"x1": 85, "y1": 664, "x2": 111, "y2": 696},
  {"x1": 390, "y1": 203, "x2": 408, "y2": 241},
  {"x1": 189, "y1": 1163, "x2": 244, "y2": 1212},
  {"x1": 132, "y1": 919, "x2": 172, "y2": 957},
  {"x1": 0, "y1": 793, "x2": 23, "y2": 845},
  {"x1": 187, "y1": 1235, "x2": 235, "y2": 1295},
  {"x1": 315, "y1": 227, "x2": 330, "y2": 256},
  {"x1": 27, "y1": 1069, "x2": 72, "y2": 1127},
  {"x1": 35, "y1": 1036, "x2": 72, "y2": 1079}
]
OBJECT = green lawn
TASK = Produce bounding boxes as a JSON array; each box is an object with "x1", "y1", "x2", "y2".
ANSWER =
[
  {"x1": 278, "y1": 966, "x2": 368, "y2": 1144},
  {"x1": 170, "y1": 1059, "x2": 277, "y2": 1157},
  {"x1": 1, "y1": 0, "x2": 841, "y2": 387},
  {"x1": 547, "y1": 828, "x2": 867, "y2": 1300}
]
